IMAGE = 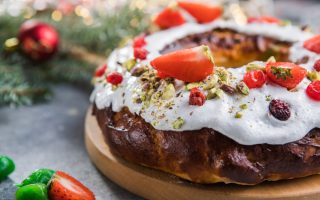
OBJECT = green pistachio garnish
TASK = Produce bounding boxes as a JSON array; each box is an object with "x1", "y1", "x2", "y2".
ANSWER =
[
  {"x1": 235, "y1": 112, "x2": 243, "y2": 119},
  {"x1": 112, "y1": 85, "x2": 119, "y2": 91},
  {"x1": 239, "y1": 104, "x2": 248, "y2": 110},
  {"x1": 186, "y1": 82, "x2": 200, "y2": 90},
  {"x1": 207, "y1": 88, "x2": 217, "y2": 100},
  {"x1": 202, "y1": 45, "x2": 215, "y2": 65},
  {"x1": 265, "y1": 95, "x2": 272, "y2": 101},
  {"x1": 237, "y1": 81, "x2": 250, "y2": 96},
  {"x1": 216, "y1": 67, "x2": 229, "y2": 84},
  {"x1": 172, "y1": 117, "x2": 185, "y2": 129},
  {"x1": 307, "y1": 70, "x2": 320, "y2": 81},
  {"x1": 215, "y1": 88, "x2": 224, "y2": 99},
  {"x1": 203, "y1": 75, "x2": 218, "y2": 90},
  {"x1": 124, "y1": 59, "x2": 137, "y2": 71},
  {"x1": 271, "y1": 66, "x2": 293, "y2": 80},
  {"x1": 266, "y1": 56, "x2": 276, "y2": 63},
  {"x1": 162, "y1": 84, "x2": 175, "y2": 100},
  {"x1": 246, "y1": 63, "x2": 266, "y2": 72}
]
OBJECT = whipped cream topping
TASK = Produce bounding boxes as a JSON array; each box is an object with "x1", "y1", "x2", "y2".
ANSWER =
[{"x1": 91, "y1": 20, "x2": 320, "y2": 145}]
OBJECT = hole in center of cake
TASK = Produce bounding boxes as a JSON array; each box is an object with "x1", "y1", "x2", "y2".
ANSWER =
[{"x1": 160, "y1": 28, "x2": 291, "y2": 68}]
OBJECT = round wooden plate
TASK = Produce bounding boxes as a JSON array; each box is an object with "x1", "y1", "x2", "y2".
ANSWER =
[{"x1": 85, "y1": 107, "x2": 320, "y2": 200}]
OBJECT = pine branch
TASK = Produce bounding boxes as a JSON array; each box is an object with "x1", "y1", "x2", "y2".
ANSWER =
[{"x1": 0, "y1": 5, "x2": 149, "y2": 106}]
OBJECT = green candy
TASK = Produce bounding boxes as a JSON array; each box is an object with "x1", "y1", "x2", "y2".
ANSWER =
[
  {"x1": 0, "y1": 156, "x2": 15, "y2": 181},
  {"x1": 17, "y1": 169, "x2": 55, "y2": 188},
  {"x1": 16, "y1": 183, "x2": 48, "y2": 200}
]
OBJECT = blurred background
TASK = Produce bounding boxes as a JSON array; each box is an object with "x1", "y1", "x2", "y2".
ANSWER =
[
  {"x1": 0, "y1": 0, "x2": 319, "y2": 107},
  {"x1": 0, "y1": 1, "x2": 320, "y2": 199}
]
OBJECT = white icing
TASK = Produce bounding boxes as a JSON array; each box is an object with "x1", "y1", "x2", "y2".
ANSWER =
[{"x1": 91, "y1": 20, "x2": 320, "y2": 145}]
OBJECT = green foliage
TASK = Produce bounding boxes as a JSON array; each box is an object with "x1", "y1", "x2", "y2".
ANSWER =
[
  {"x1": 0, "y1": 5, "x2": 149, "y2": 106},
  {"x1": 17, "y1": 169, "x2": 55, "y2": 188}
]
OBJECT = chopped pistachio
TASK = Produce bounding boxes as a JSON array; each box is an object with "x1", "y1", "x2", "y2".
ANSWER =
[
  {"x1": 246, "y1": 63, "x2": 266, "y2": 72},
  {"x1": 132, "y1": 66, "x2": 147, "y2": 77},
  {"x1": 186, "y1": 82, "x2": 200, "y2": 90},
  {"x1": 266, "y1": 56, "x2": 276, "y2": 63},
  {"x1": 207, "y1": 88, "x2": 217, "y2": 100},
  {"x1": 162, "y1": 84, "x2": 175, "y2": 100},
  {"x1": 202, "y1": 45, "x2": 215, "y2": 64},
  {"x1": 216, "y1": 67, "x2": 230, "y2": 84},
  {"x1": 172, "y1": 117, "x2": 185, "y2": 129},
  {"x1": 239, "y1": 104, "x2": 248, "y2": 110},
  {"x1": 237, "y1": 81, "x2": 250, "y2": 95},
  {"x1": 152, "y1": 121, "x2": 159, "y2": 126},
  {"x1": 203, "y1": 75, "x2": 218, "y2": 90},
  {"x1": 215, "y1": 88, "x2": 224, "y2": 99},
  {"x1": 124, "y1": 59, "x2": 137, "y2": 71},
  {"x1": 111, "y1": 85, "x2": 119, "y2": 91},
  {"x1": 235, "y1": 112, "x2": 243, "y2": 119},
  {"x1": 265, "y1": 95, "x2": 272, "y2": 101},
  {"x1": 307, "y1": 70, "x2": 320, "y2": 81}
]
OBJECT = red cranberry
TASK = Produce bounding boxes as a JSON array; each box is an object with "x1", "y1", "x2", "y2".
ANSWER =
[
  {"x1": 314, "y1": 59, "x2": 320, "y2": 72},
  {"x1": 189, "y1": 88, "x2": 206, "y2": 106},
  {"x1": 306, "y1": 80, "x2": 320, "y2": 101},
  {"x1": 134, "y1": 48, "x2": 148, "y2": 60},
  {"x1": 269, "y1": 99, "x2": 291, "y2": 121},
  {"x1": 106, "y1": 72, "x2": 123, "y2": 85}
]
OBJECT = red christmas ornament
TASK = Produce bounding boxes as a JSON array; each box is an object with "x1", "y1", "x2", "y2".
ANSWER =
[{"x1": 18, "y1": 20, "x2": 59, "y2": 61}]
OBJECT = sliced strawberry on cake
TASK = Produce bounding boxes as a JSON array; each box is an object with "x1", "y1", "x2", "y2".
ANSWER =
[
  {"x1": 154, "y1": 7, "x2": 185, "y2": 29},
  {"x1": 266, "y1": 62, "x2": 307, "y2": 89},
  {"x1": 303, "y1": 35, "x2": 320, "y2": 54},
  {"x1": 177, "y1": 1, "x2": 223, "y2": 23},
  {"x1": 150, "y1": 45, "x2": 215, "y2": 82}
]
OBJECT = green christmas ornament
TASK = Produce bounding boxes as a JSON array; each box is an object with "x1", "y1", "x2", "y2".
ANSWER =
[
  {"x1": 16, "y1": 183, "x2": 49, "y2": 200},
  {"x1": 0, "y1": 156, "x2": 15, "y2": 181},
  {"x1": 17, "y1": 168, "x2": 55, "y2": 187}
]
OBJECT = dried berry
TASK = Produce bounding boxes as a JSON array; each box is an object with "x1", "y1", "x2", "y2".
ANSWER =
[
  {"x1": 189, "y1": 87, "x2": 206, "y2": 106},
  {"x1": 106, "y1": 72, "x2": 123, "y2": 85},
  {"x1": 220, "y1": 84, "x2": 236, "y2": 95},
  {"x1": 269, "y1": 99, "x2": 291, "y2": 121}
]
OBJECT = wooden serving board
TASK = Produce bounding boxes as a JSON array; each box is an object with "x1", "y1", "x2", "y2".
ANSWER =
[{"x1": 85, "y1": 107, "x2": 320, "y2": 200}]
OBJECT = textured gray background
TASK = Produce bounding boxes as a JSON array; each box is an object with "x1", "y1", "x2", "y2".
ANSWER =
[
  {"x1": 1, "y1": 0, "x2": 320, "y2": 199},
  {"x1": 0, "y1": 85, "x2": 140, "y2": 200}
]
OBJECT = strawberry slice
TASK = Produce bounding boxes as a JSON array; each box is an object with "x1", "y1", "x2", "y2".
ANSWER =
[
  {"x1": 303, "y1": 35, "x2": 320, "y2": 54},
  {"x1": 177, "y1": 1, "x2": 222, "y2": 23},
  {"x1": 266, "y1": 62, "x2": 307, "y2": 89},
  {"x1": 150, "y1": 45, "x2": 214, "y2": 82},
  {"x1": 247, "y1": 16, "x2": 281, "y2": 24},
  {"x1": 154, "y1": 8, "x2": 185, "y2": 29},
  {"x1": 48, "y1": 171, "x2": 95, "y2": 200}
]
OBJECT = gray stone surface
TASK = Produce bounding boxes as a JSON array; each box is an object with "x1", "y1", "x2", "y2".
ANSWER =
[{"x1": 0, "y1": 85, "x2": 140, "y2": 200}]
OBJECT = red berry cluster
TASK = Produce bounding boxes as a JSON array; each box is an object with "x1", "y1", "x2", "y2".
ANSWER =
[
  {"x1": 133, "y1": 35, "x2": 148, "y2": 60},
  {"x1": 189, "y1": 88, "x2": 206, "y2": 106}
]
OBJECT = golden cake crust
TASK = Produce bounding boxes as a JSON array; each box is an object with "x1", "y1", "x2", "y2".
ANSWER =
[{"x1": 93, "y1": 105, "x2": 320, "y2": 185}]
